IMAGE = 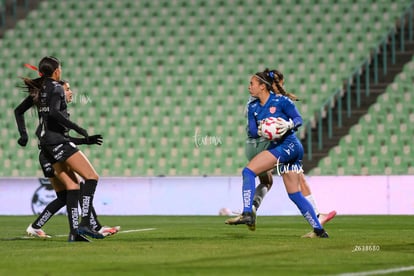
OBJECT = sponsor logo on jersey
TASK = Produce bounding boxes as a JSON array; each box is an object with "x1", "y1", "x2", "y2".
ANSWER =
[{"x1": 38, "y1": 106, "x2": 50, "y2": 112}]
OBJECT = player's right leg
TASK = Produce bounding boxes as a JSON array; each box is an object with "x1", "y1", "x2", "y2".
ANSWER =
[
  {"x1": 62, "y1": 151, "x2": 103, "y2": 239},
  {"x1": 225, "y1": 139, "x2": 272, "y2": 229}
]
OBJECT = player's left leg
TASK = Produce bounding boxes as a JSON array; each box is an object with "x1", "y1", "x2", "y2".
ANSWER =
[
  {"x1": 27, "y1": 178, "x2": 66, "y2": 238},
  {"x1": 299, "y1": 174, "x2": 337, "y2": 225},
  {"x1": 283, "y1": 171, "x2": 328, "y2": 238}
]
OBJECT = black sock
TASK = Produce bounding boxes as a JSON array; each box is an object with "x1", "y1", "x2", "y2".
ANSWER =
[
  {"x1": 66, "y1": 190, "x2": 80, "y2": 234},
  {"x1": 90, "y1": 207, "x2": 101, "y2": 231},
  {"x1": 79, "y1": 179, "x2": 98, "y2": 227},
  {"x1": 81, "y1": 180, "x2": 101, "y2": 230},
  {"x1": 32, "y1": 190, "x2": 67, "y2": 229}
]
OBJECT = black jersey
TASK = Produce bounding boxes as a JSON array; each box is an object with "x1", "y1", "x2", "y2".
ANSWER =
[
  {"x1": 14, "y1": 95, "x2": 33, "y2": 138},
  {"x1": 37, "y1": 78, "x2": 85, "y2": 145},
  {"x1": 15, "y1": 94, "x2": 90, "y2": 148}
]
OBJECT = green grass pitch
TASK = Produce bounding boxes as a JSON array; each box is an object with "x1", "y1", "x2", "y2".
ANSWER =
[{"x1": 1, "y1": 215, "x2": 413, "y2": 276}]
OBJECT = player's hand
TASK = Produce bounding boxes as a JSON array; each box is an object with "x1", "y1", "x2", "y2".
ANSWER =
[
  {"x1": 86, "y1": 134, "x2": 103, "y2": 145},
  {"x1": 17, "y1": 135, "x2": 28, "y2": 147},
  {"x1": 275, "y1": 118, "x2": 294, "y2": 136}
]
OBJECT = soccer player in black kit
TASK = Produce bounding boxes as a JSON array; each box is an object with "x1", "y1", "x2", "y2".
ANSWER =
[
  {"x1": 34, "y1": 56, "x2": 104, "y2": 240},
  {"x1": 15, "y1": 75, "x2": 119, "y2": 241}
]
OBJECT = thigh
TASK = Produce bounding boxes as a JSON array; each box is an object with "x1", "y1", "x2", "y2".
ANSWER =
[
  {"x1": 247, "y1": 150, "x2": 278, "y2": 175},
  {"x1": 246, "y1": 139, "x2": 272, "y2": 177},
  {"x1": 53, "y1": 162, "x2": 80, "y2": 190},
  {"x1": 64, "y1": 151, "x2": 99, "y2": 180}
]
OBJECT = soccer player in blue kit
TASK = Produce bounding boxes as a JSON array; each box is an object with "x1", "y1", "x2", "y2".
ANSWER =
[
  {"x1": 230, "y1": 70, "x2": 328, "y2": 238},
  {"x1": 226, "y1": 69, "x2": 335, "y2": 236}
]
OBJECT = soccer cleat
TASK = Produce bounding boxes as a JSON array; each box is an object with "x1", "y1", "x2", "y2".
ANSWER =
[
  {"x1": 302, "y1": 229, "x2": 329, "y2": 238},
  {"x1": 98, "y1": 226, "x2": 121, "y2": 237},
  {"x1": 301, "y1": 231, "x2": 316, "y2": 238},
  {"x1": 319, "y1": 210, "x2": 337, "y2": 226},
  {"x1": 26, "y1": 224, "x2": 51, "y2": 238},
  {"x1": 225, "y1": 211, "x2": 255, "y2": 229},
  {"x1": 225, "y1": 214, "x2": 243, "y2": 225},
  {"x1": 246, "y1": 206, "x2": 257, "y2": 231},
  {"x1": 77, "y1": 225, "x2": 105, "y2": 239},
  {"x1": 68, "y1": 233, "x2": 90, "y2": 242}
]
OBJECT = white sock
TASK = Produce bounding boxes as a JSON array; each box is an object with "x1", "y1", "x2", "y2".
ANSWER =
[{"x1": 305, "y1": 195, "x2": 319, "y2": 215}]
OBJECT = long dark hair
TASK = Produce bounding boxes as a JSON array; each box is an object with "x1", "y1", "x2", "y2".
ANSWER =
[
  {"x1": 19, "y1": 75, "x2": 67, "y2": 107},
  {"x1": 19, "y1": 77, "x2": 44, "y2": 107},
  {"x1": 264, "y1": 68, "x2": 299, "y2": 101}
]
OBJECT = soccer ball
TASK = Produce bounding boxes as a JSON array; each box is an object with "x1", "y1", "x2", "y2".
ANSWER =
[
  {"x1": 218, "y1": 208, "x2": 232, "y2": 216},
  {"x1": 261, "y1": 117, "x2": 283, "y2": 140}
]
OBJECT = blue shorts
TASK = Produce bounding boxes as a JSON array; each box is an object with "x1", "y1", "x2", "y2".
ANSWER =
[{"x1": 267, "y1": 136, "x2": 304, "y2": 173}]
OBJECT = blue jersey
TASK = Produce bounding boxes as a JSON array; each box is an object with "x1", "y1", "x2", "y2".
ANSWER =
[
  {"x1": 247, "y1": 93, "x2": 304, "y2": 168},
  {"x1": 246, "y1": 93, "x2": 302, "y2": 139}
]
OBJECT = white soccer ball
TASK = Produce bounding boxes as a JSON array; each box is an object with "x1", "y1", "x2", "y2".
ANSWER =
[
  {"x1": 218, "y1": 208, "x2": 232, "y2": 216},
  {"x1": 261, "y1": 117, "x2": 283, "y2": 140}
]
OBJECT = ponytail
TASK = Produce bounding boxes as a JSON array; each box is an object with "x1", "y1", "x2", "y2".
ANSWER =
[{"x1": 19, "y1": 76, "x2": 44, "y2": 107}]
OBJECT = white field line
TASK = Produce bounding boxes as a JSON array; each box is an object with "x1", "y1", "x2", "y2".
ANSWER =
[
  {"x1": 335, "y1": 265, "x2": 414, "y2": 276},
  {"x1": 53, "y1": 228, "x2": 157, "y2": 237},
  {"x1": 119, "y1": 228, "x2": 156, "y2": 233}
]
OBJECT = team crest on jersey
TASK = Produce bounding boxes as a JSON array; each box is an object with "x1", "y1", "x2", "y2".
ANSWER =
[{"x1": 269, "y1": 106, "x2": 276, "y2": 114}]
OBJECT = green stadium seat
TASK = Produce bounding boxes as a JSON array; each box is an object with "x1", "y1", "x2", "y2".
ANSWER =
[
  {"x1": 1, "y1": 0, "x2": 413, "y2": 176},
  {"x1": 313, "y1": 53, "x2": 414, "y2": 175}
]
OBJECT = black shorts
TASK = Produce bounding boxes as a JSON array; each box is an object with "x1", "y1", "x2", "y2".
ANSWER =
[
  {"x1": 40, "y1": 142, "x2": 79, "y2": 164},
  {"x1": 39, "y1": 150, "x2": 55, "y2": 178}
]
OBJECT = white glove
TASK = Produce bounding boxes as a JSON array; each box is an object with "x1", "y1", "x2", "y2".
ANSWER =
[
  {"x1": 274, "y1": 117, "x2": 294, "y2": 137},
  {"x1": 257, "y1": 119, "x2": 265, "y2": 137}
]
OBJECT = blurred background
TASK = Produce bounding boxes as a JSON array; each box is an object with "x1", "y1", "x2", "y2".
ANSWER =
[{"x1": 1, "y1": 0, "x2": 413, "y2": 178}]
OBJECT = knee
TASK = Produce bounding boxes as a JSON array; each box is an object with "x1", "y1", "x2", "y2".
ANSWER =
[
  {"x1": 88, "y1": 175, "x2": 99, "y2": 181},
  {"x1": 92, "y1": 172, "x2": 99, "y2": 181},
  {"x1": 84, "y1": 171, "x2": 99, "y2": 181}
]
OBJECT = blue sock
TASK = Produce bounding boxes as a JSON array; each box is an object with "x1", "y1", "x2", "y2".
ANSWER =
[
  {"x1": 242, "y1": 167, "x2": 256, "y2": 213},
  {"x1": 288, "y1": 191, "x2": 323, "y2": 230}
]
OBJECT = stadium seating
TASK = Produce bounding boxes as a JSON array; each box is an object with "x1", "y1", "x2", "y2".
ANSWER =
[
  {"x1": 312, "y1": 57, "x2": 414, "y2": 175},
  {"x1": 1, "y1": 0, "x2": 413, "y2": 176}
]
